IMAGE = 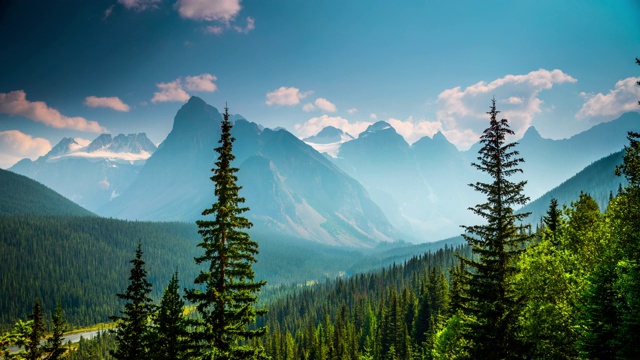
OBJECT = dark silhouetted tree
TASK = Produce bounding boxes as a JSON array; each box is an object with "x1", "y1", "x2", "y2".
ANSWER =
[
  {"x1": 110, "y1": 243, "x2": 155, "y2": 360},
  {"x1": 186, "y1": 105, "x2": 267, "y2": 359},
  {"x1": 26, "y1": 299, "x2": 46, "y2": 360},
  {"x1": 151, "y1": 272, "x2": 188, "y2": 360},
  {"x1": 543, "y1": 198, "x2": 562, "y2": 246},
  {"x1": 45, "y1": 302, "x2": 67, "y2": 360},
  {"x1": 459, "y1": 98, "x2": 533, "y2": 358}
]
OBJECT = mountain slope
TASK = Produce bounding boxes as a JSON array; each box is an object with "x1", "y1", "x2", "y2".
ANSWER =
[
  {"x1": 0, "y1": 169, "x2": 94, "y2": 216},
  {"x1": 520, "y1": 151, "x2": 627, "y2": 224},
  {"x1": 100, "y1": 97, "x2": 395, "y2": 247}
]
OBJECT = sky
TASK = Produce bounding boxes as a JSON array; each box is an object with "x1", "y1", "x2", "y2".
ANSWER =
[{"x1": 0, "y1": 0, "x2": 639, "y2": 169}]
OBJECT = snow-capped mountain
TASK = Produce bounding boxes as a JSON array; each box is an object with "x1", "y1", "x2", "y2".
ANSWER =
[
  {"x1": 303, "y1": 126, "x2": 355, "y2": 157},
  {"x1": 45, "y1": 133, "x2": 156, "y2": 164},
  {"x1": 9, "y1": 133, "x2": 157, "y2": 211}
]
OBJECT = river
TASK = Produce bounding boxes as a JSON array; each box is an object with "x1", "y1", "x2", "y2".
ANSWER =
[{"x1": 7, "y1": 329, "x2": 104, "y2": 354}]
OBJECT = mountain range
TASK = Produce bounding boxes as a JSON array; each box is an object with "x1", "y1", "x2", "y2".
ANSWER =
[
  {"x1": 10, "y1": 132, "x2": 157, "y2": 211},
  {"x1": 303, "y1": 112, "x2": 640, "y2": 241},
  {"x1": 8, "y1": 95, "x2": 640, "y2": 246},
  {"x1": 98, "y1": 97, "x2": 395, "y2": 247}
]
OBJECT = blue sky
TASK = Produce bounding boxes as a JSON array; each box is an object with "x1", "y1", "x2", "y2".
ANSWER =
[{"x1": 0, "y1": 0, "x2": 639, "y2": 168}]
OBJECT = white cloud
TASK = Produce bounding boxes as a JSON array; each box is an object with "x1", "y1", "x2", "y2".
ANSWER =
[
  {"x1": 314, "y1": 98, "x2": 337, "y2": 113},
  {"x1": 103, "y1": 5, "x2": 115, "y2": 20},
  {"x1": 152, "y1": 80, "x2": 190, "y2": 103},
  {"x1": 151, "y1": 73, "x2": 217, "y2": 103},
  {"x1": 294, "y1": 115, "x2": 371, "y2": 140},
  {"x1": 0, "y1": 90, "x2": 106, "y2": 132},
  {"x1": 369, "y1": 113, "x2": 378, "y2": 120},
  {"x1": 347, "y1": 108, "x2": 358, "y2": 114},
  {"x1": 506, "y1": 96, "x2": 524, "y2": 105},
  {"x1": 176, "y1": 0, "x2": 241, "y2": 22},
  {"x1": 233, "y1": 16, "x2": 255, "y2": 34},
  {"x1": 576, "y1": 76, "x2": 640, "y2": 121},
  {"x1": 0, "y1": 130, "x2": 52, "y2": 169},
  {"x1": 84, "y1": 96, "x2": 130, "y2": 112},
  {"x1": 302, "y1": 103, "x2": 316, "y2": 112},
  {"x1": 185, "y1": 74, "x2": 218, "y2": 92},
  {"x1": 265, "y1": 87, "x2": 311, "y2": 106},
  {"x1": 118, "y1": 0, "x2": 160, "y2": 11},
  {"x1": 205, "y1": 25, "x2": 224, "y2": 35},
  {"x1": 436, "y1": 68, "x2": 577, "y2": 149},
  {"x1": 387, "y1": 117, "x2": 444, "y2": 144}
]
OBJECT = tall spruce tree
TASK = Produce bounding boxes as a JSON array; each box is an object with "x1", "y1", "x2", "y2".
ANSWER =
[
  {"x1": 543, "y1": 198, "x2": 561, "y2": 246},
  {"x1": 110, "y1": 243, "x2": 155, "y2": 360},
  {"x1": 459, "y1": 99, "x2": 532, "y2": 358},
  {"x1": 45, "y1": 302, "x2": 67, "y2": 360},
  {"x1": 26, "y1": 299, "x2": 46, "y2": 360},
  {"x1": 186, "y1": 105, "x2": 267, "y2": 359},
  {"x1": 151, "y1": 271, "x2": 188, "y2": 360}
]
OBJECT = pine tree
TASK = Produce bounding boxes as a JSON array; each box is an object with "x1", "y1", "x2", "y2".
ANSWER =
[
  {"x1": 186, "y1": 105, "x2": 267, "y2": 359},
  {"x1": 542, "y1": 198, "x2": 561, "y2": 246},
  {"x1": 459, "y1": 98, "x2": 532, "y2": 358},
  {"x1": 45, "y1": 302, "x2": 67, "y2": 360},
  {"x1": 110, "y1": 243, "x2": 155, "y2": 360},
  {"x1": 151, "y1": 271, "x2": 188, "y2": 360},
  {"x1": 26, "y1": 299, "x2": 46, "y2": 360}
]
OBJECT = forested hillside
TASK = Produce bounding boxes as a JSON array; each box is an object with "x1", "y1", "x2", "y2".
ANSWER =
[
  {"x1": 521, "y1": 150, "x2": 627, "y2": 225},
  {"x1": 0, "y1": 216, "x2": 200, "y2": 329},
  {"x1": 260, "y1": 245, "x2": 469, "y2": 359},
  {"x1": 0, "y1": 169, "x2": 94, "y2": 217},
  {"x1": 0, "y1": 216, "x2": 402, "y2": 330}
]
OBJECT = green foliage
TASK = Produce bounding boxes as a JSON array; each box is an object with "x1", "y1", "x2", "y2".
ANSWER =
[
  {"x1": 0, "y1": 215, "x2": 201, "y2": 330},
  {"x1": 542, "y1": 198, "x2": 562, "y2": 246},
  {"x1": 458, "y1": 99, "x2": 533, "y2": 358},
  {"x1": 185, "y1": 106, "x2": 267, "y2": 359},
  {"x1": 150, "y1": 272, "x2": 188, "y2": 360},
  {"x1": 26, "y1": 300, "x2": 45, "y2": 360},
  {"x1": 66, "y1": 332, "x2": 115, "y2": 360},
  {"x1": 45, "y1": 302, "x2": 68, "y2": 360},
  {"x1": 109, "y1": 244, "x2": 155, "y2": 360},
  {"x1": 259, "y1": 245, "x2": 466, "y2": 359},
  {"x1": 0, "y1": 320, "x2": 32, "y2": 359}
]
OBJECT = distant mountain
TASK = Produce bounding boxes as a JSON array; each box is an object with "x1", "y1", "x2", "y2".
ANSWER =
[
  {"x1": 99, "y1": 97, "x2": 395, "y2": 247},
  {"x1": 329, "y1": 113, "x2": 640, "y2": 242},
  {"x1": 10, "y1": 133, "x2": 157, "y2": 211},
  {"x1": 0, "y1": 168, "x2": 94, "y2": 216},
  {"x1": 334, "y1": 121, "x2": 477, "y2": 241},
  {"x1": 520, "y1": 151, "x2": 627, "y2": 225},
  {"x1": 303, "y1": 126, "x2": 355, "y2": 157},
  {"x1": 501, "y1": 112, "x2": 640, "y2": 200}
]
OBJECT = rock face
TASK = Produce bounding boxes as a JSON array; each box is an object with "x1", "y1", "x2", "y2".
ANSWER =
[
  {"x1": 98, "y1": 96, "x2": 396, "y2": 248},
  {"x1": 10, "y1": 133, "x2": 157, "y2": 211}
]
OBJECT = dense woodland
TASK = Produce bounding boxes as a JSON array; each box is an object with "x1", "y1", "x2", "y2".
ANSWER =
[{"x1": 2, "y1": 62, "x2": 640, "y2": 359}]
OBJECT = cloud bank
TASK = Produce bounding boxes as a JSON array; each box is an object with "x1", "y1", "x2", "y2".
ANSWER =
[
  {"x1": 0, "y1": 90, "x2": 106, "y2": 132},
  {"x1": 436, "y1": 68, "x2": 577, "y2": 148},
  {"x1": 118, "y1": 0, "x2": 160, "y2": 11},
  {"x1": 84, "y1": 96, "x2": 130, "y2": 112},
  {"x1": 265, "y1": 87, "x2": 311, "y2": 106},
  {"x1": 151, "y1": 73, "x2": 217, "y2": 103},
  {"x1": 576, "y1": 76, "x2": 640, "y2": 121}
]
